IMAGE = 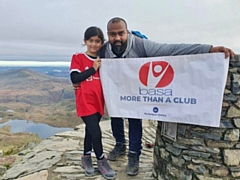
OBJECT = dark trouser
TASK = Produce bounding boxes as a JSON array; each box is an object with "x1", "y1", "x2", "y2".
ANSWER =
[
  {"x1": 81, "y1": 112, "x2": 103, "y2": 160},
  {"x1": 111, "y1": 117, "x2": 142, "y2": 155}
]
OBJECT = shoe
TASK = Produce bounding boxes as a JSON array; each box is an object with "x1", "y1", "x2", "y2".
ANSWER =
[
  {"x1": 107, "y1": 143, "x2": 126, "y2": 161},
  {"x1": 126, "y1": 152, "x2": 139, "y2": 176},
  {"x1": 81, "y1": 155, "x2": 95, "y2": 176},
  {"x1": 97, "y1": 156, "x2": 117, "y2": 179}
]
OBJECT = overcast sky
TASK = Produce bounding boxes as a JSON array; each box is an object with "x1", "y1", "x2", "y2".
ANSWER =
[{"x1": 0, "y1": 0, "x2": 240, "y2": 62}]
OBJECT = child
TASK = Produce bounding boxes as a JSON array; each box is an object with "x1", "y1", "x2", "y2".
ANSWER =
[{"x1": 70, "y1": 26, "x2": 116, "y2": 179}]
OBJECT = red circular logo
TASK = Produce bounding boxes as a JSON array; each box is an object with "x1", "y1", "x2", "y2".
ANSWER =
[{"x1": 139, "y1": 61, "x2": 174, "y2": 88}]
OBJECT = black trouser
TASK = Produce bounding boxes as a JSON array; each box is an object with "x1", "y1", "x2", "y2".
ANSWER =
[
  {"x1": 81, "y1": 112, "x2": 103, "y2": 160},
  {"x1": 111, "y1": 117, "x2": 142, "y2": 155}
]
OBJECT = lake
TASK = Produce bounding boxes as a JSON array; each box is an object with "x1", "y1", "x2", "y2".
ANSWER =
[{"x1": 0, "y1": 119, "x2": 73, "y2": 139}]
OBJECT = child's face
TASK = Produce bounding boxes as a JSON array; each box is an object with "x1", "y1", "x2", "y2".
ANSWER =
[{"x1": 85, "y1": 36, "x2": 102, "y2": 55}]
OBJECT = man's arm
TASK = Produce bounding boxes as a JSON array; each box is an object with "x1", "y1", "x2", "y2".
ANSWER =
[{"x1": 143, "y1": 40, "x2": 234, "y2": 58}]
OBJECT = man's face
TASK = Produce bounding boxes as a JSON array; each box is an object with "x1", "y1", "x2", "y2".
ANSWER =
[{"x1": 107, "y1": 21, "x2": 128, "y2": 54}]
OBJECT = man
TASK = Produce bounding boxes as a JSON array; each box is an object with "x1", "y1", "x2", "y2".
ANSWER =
[{"x1": 98, "y1": 17, "x2": 234, "y2": 176}]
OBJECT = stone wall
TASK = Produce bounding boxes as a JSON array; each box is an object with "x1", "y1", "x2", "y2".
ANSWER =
[{"x1": 153, "y1": 54, "x2": 240, "y2": 180}]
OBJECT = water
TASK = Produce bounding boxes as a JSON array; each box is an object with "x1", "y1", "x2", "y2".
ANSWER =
[{"x1": 0, "y1": 119, "x2": 73, "y2": 139}]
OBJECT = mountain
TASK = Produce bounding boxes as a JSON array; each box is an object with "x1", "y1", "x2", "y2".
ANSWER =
[
  {"x1": 0, "y1": 68, "x2": 79, "y2": 128},
  {"x1": 0, "y1": 68, "x2": 74, "y2": 105},
  {"x1": 0, "y1": 66, "x2": 70, "y2": 79}
]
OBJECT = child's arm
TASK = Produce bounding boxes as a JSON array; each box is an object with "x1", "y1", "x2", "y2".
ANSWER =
[
  {"x1": 70, "y1": 58, "x2": 101, "y2": 84},
  {"x1": 70, "y1": 68, "x2": 96, "y2": 84}
]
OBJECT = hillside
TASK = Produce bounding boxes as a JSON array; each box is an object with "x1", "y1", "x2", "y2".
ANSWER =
[
  {"x1": 0, "y1": 68, "x2": 73, "y2": 104},
  {"x1": 0, "y1": 68, "x2": 80, "y2": 128}
]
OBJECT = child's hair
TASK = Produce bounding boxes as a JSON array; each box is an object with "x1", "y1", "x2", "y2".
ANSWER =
[{"x1": 84, "y1": 26, "x2": 105, "y2": 44}]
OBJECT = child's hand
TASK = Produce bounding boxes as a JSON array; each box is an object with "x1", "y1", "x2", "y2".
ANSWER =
[{"x1": 93, "y1": 58, "x2": 101, "y2": 71}]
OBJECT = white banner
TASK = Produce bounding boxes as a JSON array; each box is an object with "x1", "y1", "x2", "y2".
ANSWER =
[{"x1": 100, "y1": 53, "x2": 229, "y2": 127}]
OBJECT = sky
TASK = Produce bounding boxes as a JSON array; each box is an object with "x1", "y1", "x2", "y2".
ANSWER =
[{"x1": 0, "y1": 0, "x2": 240, "y2": 65}]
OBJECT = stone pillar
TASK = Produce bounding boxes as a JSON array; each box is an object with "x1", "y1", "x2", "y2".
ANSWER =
[{"x1": 153, "y1": 54, "x2": 240, "y2": 180}]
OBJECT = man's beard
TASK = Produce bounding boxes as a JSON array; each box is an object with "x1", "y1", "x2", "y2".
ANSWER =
[{"x1": 111, "y1": 41, "x2": 127, "y2": 54}]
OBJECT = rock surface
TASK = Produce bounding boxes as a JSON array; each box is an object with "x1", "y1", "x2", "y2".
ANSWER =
[{"x1": 1, "y1": 119, "x2": 159, "y2": 180}]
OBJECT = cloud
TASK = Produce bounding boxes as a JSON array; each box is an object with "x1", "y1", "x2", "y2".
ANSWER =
[{"x1": 0, "y1": 0, "x2": 239, "y2": 62}]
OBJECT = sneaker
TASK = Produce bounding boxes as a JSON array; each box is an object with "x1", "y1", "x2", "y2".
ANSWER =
[
  {"x1": 81, "y1": 155, "x2": 95, "y2": 176},
  {"x1": 126, "y1": 152, "x2": 139, "y2": 176},
  {"x1": 108, "y1": 143, "x2": 126, "y2": 161},
  {"x1": 97, "y1": 157, "x2": 116, "y2": 179}
]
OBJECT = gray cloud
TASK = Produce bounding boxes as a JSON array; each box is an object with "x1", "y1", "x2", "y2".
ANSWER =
[{"x1": 0, "y1": 0, "x2": 239, "y2": 61}]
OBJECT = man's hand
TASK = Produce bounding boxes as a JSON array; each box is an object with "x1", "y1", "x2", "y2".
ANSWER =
[
  {"x1": 73, "y1": 83, "x2": 80, "y2": 90},
  {"x1": 210, "y1": 46, "x2": 235, "y2": 59}
]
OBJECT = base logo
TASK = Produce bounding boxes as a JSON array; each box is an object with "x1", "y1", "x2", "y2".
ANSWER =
[{"x1": 139, "y1": 61, "x2": 174, "y2": 88}]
